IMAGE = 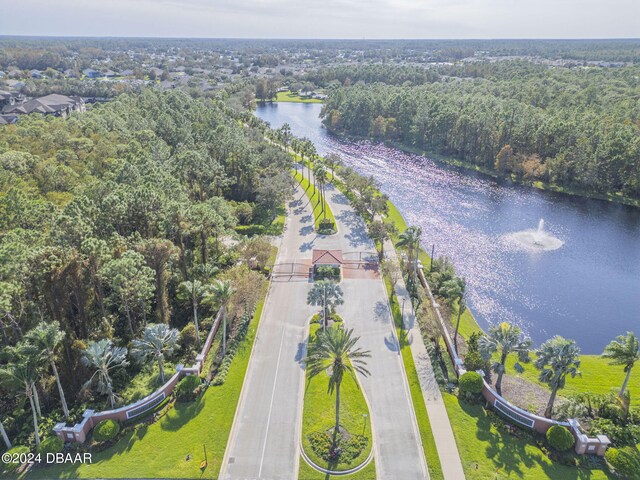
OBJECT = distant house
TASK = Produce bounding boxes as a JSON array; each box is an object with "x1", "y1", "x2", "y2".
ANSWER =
[
  {"x1": 0, "y1": 90, "x2": 26, "y2": 107},
  {"x1": 119, "y1": 69, "x2": 135, "y2": 77},
  {"x1": 0, "y1": 71, "x2": 6, "y2": 78},
  {"x1": 0, "y1": 114, "x2": 18, "y2": 125},
  {"x1": 103, "y1": 70, "x2": 117, "y2": 78},
  {"x1": 83, "y1": 68, "x2": 104, "y2": 79},
  {"x1": 3, "y1": 94, "x2": 85, "y2": 117},
  {"x1": 30, "y1": 69, "x2": 43, "y2": 79},
  {"x1": 64, "y1": 69, "x2": 78, "y2": 78}
]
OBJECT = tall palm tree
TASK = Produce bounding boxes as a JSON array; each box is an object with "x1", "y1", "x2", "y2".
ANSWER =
[
  {"x1": 440, "y1": 276, "x2": 466, "y2": 351},
  {"x1": 535, "y1": 336, "x2": 581, "y2": 418},
  {"x1": 479, "y1": 322, "x2": 531, "y2": 395},
  {"x1": 0, "y1": 354, "x2": 41, "y2": 446},
  {"x1": 205, "y1": 280, "x2": 235, "y2": 355},
  {"x1": 314, "y1": 164, "x2": 329, "y2": 218},
  {"x1": 603, "y1": 332, "x2": 639, "y2": 398},
  {"x1": 305, "y1": 327, "x2": 371, "y2": 440},
  {"x1": 177, "y1": 279, "x2": 207, "y2": 348},
  {"x1": 132, "y1": 324, "x2": 180, "y2": 383},
  {"x1": 307, "y1": 280, "x2": 344, "y2": 331},
  {"x1": 81, "y1": 339, "x2": 129, "y2": 409},
  {"x1": 396, "y1": 226, "x2": 422, "y2": 289},
  {"x1": 25, "y1": 321, "x2": 70, "y2": 421},
  {"x1": 0, "y1": 417, "x2": 11, "y2": 450}
]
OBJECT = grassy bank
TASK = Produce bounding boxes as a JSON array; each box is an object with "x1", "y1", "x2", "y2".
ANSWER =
[
  {"x1": 301, "y1": 324, "x2": 374, "y2": 473},
  {"x1": 293, "y1": 169, "x2": 336, "y2": 233},
  {"x1": 25, "y1": 286, "x2": 269, "y2": 479},
  {"x1": 442, "y1": 393, "x2": 612, "y2": 480},
  {"x1": 383, "y1": 277, "x2": 444, "y2": 480},
  {"x1": 276, "y1": 91, "x2": 323, "y2": 103}
]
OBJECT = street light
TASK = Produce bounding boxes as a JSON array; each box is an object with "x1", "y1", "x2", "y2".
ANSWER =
[
  {"x1": 401, "y1": 297, "x2": 406, "y2": 330},
  {"x1": 362, "y1": 413, "x2": 368, "y2": 434}
]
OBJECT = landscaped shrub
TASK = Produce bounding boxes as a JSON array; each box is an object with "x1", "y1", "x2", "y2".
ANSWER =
[
  {"x1": 315, "y1": 265, "x2": 340, "y2": 280},
  {"x1": 37, "y1": 436, "x2": 64, "y2": 455},
  {"x1": 605, "y1": 446, "x2": 640, "y2": 479},
  {"x1": 546, "y1": 425, "x2": 575, "y2": 451},
  {"x1": 2, "y1": 445, "x2": 29, "y2": 473},
  {"x1": 318, "y1": 218, "x2": 336, "y2": 234},
  {"x1": 212, "y1": 313, "x2": 251, "y2": 386},
  {"x1": 459, "y1": 371, "x2": 484, "y2": 394},
  {"x1": 179, "y1": 323, "x2": 197, "y2": 352},
  {"x1": 175, "y1": 374, "x2": 201, "y2": 402},
  {"x1": 93, "y1": 419, "x2": 120, "y2": 442},
  {"x1": 307, "y1": 430, "x2": 368, "y2": 465}
]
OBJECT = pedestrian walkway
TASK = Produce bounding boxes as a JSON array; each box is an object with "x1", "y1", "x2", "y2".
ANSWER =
[{"x1": 383, "y1": 238, "x2": 466, "y2": 480}]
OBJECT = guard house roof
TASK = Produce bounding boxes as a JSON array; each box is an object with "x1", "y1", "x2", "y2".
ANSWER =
[{"x1": 312, "y1": 250, "x2": 343, "y2": 265}]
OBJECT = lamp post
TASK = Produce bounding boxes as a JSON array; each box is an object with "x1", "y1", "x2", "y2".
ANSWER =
[{"x1": 362, "y1": 413, "x2": 368, "y2": 434}]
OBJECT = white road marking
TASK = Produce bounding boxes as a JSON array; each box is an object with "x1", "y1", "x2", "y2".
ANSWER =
[{"x1": 258, "y1": 323, "x2": 287, "y2": 478}]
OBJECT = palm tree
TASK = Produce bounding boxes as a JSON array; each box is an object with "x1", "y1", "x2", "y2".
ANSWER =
[
  {"x1": 0, "y1": 417, "x2": 11, "y2": 449},
  {"x1": 204, "y1": 280, "x2": 235, "y2": 356},
  {"x1": 603, "y1": 332, "x2": 639, "y2": 398},
  {"x1": 396, "y1": 226, "x2": 422, "y2": 289},
  {"x1": 305, "y1": 327, "x2": 371, "y2": 440},
  {"x1": 81, "y1": 339, "x2": 129, "y2": 409},
  {"x1": 132, "y1": 324, "x2": 180, "y2": 384},
  {"x1": 325, "y1": 153, "x2": 343, "y2": 181},
  {"x1": 439, "y1": 276, "x2": 466, "y2": 351},
  {"x1": 307, "y1": 280, "x2": 344, "y2": 331},
  {"x1": 0, "y1": 354, "x2": 41, "y2": 446},
  {"x1": 535, "y1": 336, "x2": 581, "y2": 418},
  {"x1": 479, "y1": 322, "x2": 531, "y2": 395},
  {"x1": 314, "y1": 164, "x2": 328, "y2": 218},
  {"x1": 177, "y1": 279, "x2": 207, "y2": 348},
  {"x1": 25, "y1": 321, "x2": 70, "y2": 421}
]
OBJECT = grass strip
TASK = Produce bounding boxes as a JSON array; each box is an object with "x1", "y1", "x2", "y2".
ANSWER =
[{"x1": 292, "y1": 169, "x2": 336, "y2": 232}]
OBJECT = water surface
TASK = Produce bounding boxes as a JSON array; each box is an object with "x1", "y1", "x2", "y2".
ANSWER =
[{"x1": 256, "y1": 102, "x2": 640, "y2": 353}]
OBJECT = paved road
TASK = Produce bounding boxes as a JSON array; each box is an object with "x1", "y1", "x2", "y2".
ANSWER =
[
  {"x1": 220, "y1": 185, "x2": 315, "y2": 480},
  {"x1": 221, "y1": 179, "x2": 429, "y2": 479}
]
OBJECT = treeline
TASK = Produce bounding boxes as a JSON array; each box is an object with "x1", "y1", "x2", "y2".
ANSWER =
[
  {"x1": 0, "y1": 90, "x2": 291, "y2": 442},
  {"x1": 305, "y1": 64, "x2": 440, "y2": 87},
  {"x1": 321, "y1": 62, "x2": 640, "y2": 199}
]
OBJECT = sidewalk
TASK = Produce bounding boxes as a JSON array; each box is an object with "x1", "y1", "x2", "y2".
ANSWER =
[{"x1": 383, "y1": 238, "x2": 466, "y2": 480}]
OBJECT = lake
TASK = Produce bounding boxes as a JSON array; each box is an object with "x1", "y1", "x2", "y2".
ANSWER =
[{"x1": 256, "y1": 102, "x2": 640, "y2": 354}]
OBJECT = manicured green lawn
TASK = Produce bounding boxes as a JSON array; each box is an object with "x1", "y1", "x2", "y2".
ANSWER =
[
  {"x1": 442, "y1": 393, "x2": 612, "y2": 479},
  {"x1": 384, "y1": 277, "x2": 444, "y2": 480},
  {"x1": 301, "y1": 324, "x2": 373, "y2": 472},
  {"x1": 298, "y1": 457, "x2": 376, "y2": 479},
  {"x1": 502, "y1": 352, "x2": 640, "y2": 403},
  {"x1": 293, "y1": 169, "x2": 336, "y2": 232},
  {"x1": 25, "y1": 291, "x2": 268, "y2": 479},
  {"x1": 276, "y1": 91, "x2": 323, "y2": 103}
]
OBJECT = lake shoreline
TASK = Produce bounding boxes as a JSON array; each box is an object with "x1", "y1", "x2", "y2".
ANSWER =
[{"x1": 323, "y1": 124, "x2": 640, "y2": 210}]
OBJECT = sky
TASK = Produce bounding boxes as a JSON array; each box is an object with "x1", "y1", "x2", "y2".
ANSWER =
[{"x1": 1, "y1": 0, "x2": 639, "y2": 39}]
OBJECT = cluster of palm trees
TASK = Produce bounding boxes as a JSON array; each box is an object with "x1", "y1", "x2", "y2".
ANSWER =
[
  {"x1": 471, "y1": 322, "x2": 640, "y2": 419},
  {"x1": 0, "y1": 279, "x2": 235, "y2": 451},
  {"x1": 177, "y1": 278, "x2": 234, "y2": 355},
  {"x1": 0, "y1": 322, "x2": 68, "y2": 448}
]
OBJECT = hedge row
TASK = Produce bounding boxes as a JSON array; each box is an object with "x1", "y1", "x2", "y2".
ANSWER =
[{"x1": 211, "y1": 313, "x2": 252, "y2": 386}]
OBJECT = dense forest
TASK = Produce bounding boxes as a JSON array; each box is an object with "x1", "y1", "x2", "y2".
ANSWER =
[
  {"x1": 0, "y1": 90, "x2": 291, "y2": 446},
  {"x1": 321, "y1": 62, "x2": 640, "y2": 200}
]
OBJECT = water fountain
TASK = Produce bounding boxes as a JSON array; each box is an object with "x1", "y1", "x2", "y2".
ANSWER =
[{"x1": 509, "y1": 218, "x2": 564, "y2": 251}]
